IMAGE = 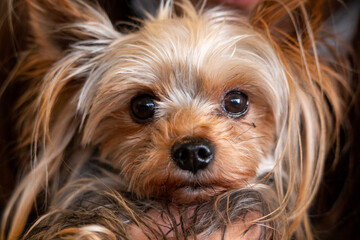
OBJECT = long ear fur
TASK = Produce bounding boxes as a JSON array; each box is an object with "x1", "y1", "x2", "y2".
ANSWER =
[
  {"x1": 250, "y1": 0, "x2": 350, "y2": 238},
  {"x1": 25, "y1": 0, "x2": 116, "y2": 57},
  {"x1": 1, "y1": 1, "x2": 120, "y2": 239}
]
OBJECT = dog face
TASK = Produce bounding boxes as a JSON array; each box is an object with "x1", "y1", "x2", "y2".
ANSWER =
[{"x1": 73, "y1": 6, "x2": 287, "y2": 203}]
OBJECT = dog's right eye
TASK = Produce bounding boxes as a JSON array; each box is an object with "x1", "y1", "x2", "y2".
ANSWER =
[{"x1": 130, "y1": 94, "x2": 156, "y2": 123}]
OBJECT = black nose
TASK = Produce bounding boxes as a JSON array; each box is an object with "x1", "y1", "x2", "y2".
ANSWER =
[{"x1": 171, "y1": 137, "x2": 215, "y2": 174}]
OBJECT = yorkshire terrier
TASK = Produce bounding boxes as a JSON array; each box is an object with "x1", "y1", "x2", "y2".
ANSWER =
[{"x1": 0, "y1": 0, "x2": 350, "y2": 239}]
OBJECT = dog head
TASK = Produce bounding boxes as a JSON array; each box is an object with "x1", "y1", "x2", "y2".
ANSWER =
[{"x1": 79, "y1": 4, "x2": 284, "y2": 203}]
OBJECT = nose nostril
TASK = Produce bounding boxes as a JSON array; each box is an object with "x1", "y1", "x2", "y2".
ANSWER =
[
  {"x1": 197, "y1": 147, "x2": 211, "y2": 161},
  {"x1": 174, "y1": 148, "x2": 189, "y2": 161}
]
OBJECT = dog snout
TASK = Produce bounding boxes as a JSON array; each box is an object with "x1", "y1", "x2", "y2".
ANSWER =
[{"x1": 171, "y1": 137, "x2": 215, "y2": 174}]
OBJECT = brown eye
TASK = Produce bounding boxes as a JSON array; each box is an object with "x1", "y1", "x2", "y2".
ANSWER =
[
  {"x1": 222, "y1": 91, "x2": 249, "y2": 117},
  {"x1": 130, "y1": 94, "x2": 156, "y2": 123}
]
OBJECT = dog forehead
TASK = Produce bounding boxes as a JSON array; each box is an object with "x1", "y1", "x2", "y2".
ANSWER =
[
  {"x1": 135, "y1": 12, "x2": 253, "y2": 58},
  {"x1": 121, "y1": 13, "x2": 258, "y2": 89}
]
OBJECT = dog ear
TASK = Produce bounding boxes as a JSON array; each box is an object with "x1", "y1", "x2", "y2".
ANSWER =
[
  {"x1": 25, "y1": 0, "x2": 116, "y2": 57},
  {"x1": 250, "y1": 0, "x2": 326, "y2": 49}
]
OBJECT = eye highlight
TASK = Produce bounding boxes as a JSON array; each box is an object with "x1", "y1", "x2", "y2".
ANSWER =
[
  {"x1": 222, "y1": 90, "x2": 249, "y2": 117},
  {"x1": 130, "y1": 93, "x2": 156, "y2": 123}
]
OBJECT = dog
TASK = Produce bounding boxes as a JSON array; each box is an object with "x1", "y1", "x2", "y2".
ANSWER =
[{"x1": 0, "y1": 0, "x2": 350, "y2": 239}]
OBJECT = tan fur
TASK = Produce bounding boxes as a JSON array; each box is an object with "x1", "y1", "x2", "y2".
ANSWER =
[{"x1": 0, "y1": 0, "x2": 349, "y2": 239}]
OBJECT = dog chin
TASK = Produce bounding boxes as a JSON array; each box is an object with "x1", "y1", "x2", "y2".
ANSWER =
[{"x1": 167, "y1": 184, "x2": 224, "y2": 204}]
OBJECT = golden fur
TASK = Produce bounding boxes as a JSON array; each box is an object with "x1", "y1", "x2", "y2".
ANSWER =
[{"x1": 0, "y1": 0, "x2": 350, "y2": 239}]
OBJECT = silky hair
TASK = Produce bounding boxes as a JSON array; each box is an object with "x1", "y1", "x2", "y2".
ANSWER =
[{"x1": 0, "y1": 0, "x2": 349, "y2": 239}]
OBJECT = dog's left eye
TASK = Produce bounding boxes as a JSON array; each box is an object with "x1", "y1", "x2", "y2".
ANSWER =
[
  {"x1": 130, "y1": 94, "x2": 156, "y2": 123},
  {"x1": 222, "y1": 91, "x2": 249, "y2": 117}
]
